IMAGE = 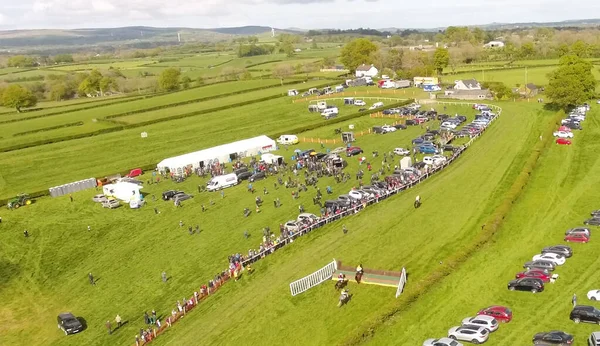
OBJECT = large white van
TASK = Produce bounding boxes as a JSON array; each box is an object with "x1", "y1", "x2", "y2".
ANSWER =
[
  {"x1": 321, "y1": 107, "x2": 339, "y2": 117},
  {"x1": 276, "y1": 135, "x2": 298, "y2": 145},
  {"x1": 206, "y1": 173, "x2": 238, "y2": 191}
]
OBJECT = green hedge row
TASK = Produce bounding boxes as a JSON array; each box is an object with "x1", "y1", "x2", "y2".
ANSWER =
[
  {"x1": 270, "y1": 99, "x2": 414, "y2": 138},
  {"x1": 0, "y1": 82, "x2": 335, "y2": 153},
  {"x1": 105, "y1": 80, "x2": 305, "y2": 120},
  {"x1": 13, "y1": 121, "x2": 84, "y2": 136},
  {"x1": 118, "y1": 81, "x2": 335, "y2": 129},
  {"x1": 441, "y1": 63, "x2": 558, "y2": 78},
  {"x1": 342, "y1": 109, "x2": 565, "y2": 346},
  {"x1": 0, "y1": 96, "x2": 147, "y2": 125},
  {"x1": 0, "y1": 126, "x2": 125, "y2": 153}
]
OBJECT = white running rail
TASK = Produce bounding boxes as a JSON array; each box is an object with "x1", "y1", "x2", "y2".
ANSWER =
[
  {"x1": 290, "y1": 260, "x2": 338, "y2": 296},
  {"x1": 395, "y1": 267, "x2": 407, "y2": 298}
]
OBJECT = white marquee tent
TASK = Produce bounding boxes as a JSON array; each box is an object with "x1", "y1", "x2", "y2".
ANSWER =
[{"x1": 157, "y1": 135, "x2": 277, "y2": 175}]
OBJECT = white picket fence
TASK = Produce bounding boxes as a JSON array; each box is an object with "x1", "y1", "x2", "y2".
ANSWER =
[
  {"x1": 395, "y1": 267, "x2": 408, "y2": 298},
  {"x1": 289, "y1": 260, "x2": 338, "y2": 296}
]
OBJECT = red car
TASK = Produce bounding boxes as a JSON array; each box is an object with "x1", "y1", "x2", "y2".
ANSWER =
[
  {"x1": 556, "y1": 138, "x2": 572, "y2": 145},
  {"x1": 515, "y1": 270, "x2": 551, "y2": 283},
  {"x1": 565, "y1": 233, "x2": 589, "y2": 243},
  {"x1": 477, "y1": 305, "x2": 513, "y2": 323}
]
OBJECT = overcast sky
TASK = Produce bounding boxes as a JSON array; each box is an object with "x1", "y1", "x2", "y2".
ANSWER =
[{"x1": 0, "y1": 0, "x2": 598, "y2": 30}]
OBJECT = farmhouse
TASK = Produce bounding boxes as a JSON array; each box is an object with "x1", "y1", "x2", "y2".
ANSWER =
[
  {"x1": 513, "y1": 83, "x2": 539, "y2": 96},
  {"x1": 484, "y1": 41, "x2": 505, "y2": 48},
  {"x1": 439, "y1": 89, "x2": 493, "y2": 100},
  {"x1": 157, "y1": 135, "x2": 277, "y2": 175},
  {"x1": 355, "y1": 64, "x2": 378, "y2": 78},
  {"x1": 454, "y1": 79, "x2": 482, "y2": 90}
]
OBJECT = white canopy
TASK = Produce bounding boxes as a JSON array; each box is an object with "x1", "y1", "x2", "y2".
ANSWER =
[
  {"x1": 157, "y1": 135, "x2": 277, "y2": 174},
  {"x1": 103, "y1": 182, "x2": 143, "y2": 202}
]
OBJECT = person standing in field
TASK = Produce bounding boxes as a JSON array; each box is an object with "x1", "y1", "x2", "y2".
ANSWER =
[
  {"x1": 88, "y1": 273, "x2": 95, "y2": 285},
  {"x1": 115, "y1": 314, "x2": 122, "y2": 328}
]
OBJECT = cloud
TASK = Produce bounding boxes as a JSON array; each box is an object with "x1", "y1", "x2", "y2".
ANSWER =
[{"x1": 2, "y1": 0, "x2": 600, "y2": 31}]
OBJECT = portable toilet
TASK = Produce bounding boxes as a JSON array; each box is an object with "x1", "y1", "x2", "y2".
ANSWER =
[
  {"x1": 288, "y1": 89, "x2": 299, "y2": 96},
  {"x1": 400, "y1": 157, "x2": 412, "y2": 170},
  {"x1": 341, "y1": 132, "x2": 355, "y2": 143},
  {"x1": 344, "y1": 97, "x2": 354, "y2": 105}
]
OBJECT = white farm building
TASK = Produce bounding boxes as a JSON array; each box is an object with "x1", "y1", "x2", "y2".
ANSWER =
[{"x1": 157, "y1": 135, "x2": 277, "y2": 175}]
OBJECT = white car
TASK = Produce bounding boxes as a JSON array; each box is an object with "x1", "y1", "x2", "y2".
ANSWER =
[
  {"x1": 354, "y1": 100, "x2": 366, "y2": 106},
  {"x1": 297, "y1": 213, "x2": 319, "y2": 223},
  {"x1": 562, "y1": 119, "x2": 579, "y2": 125},
  {"x1": 382, "y1": 125, "x2": 397, "y2": 133},
  {"x1": 532, "y1": 253, "x2": 566, "y2": 266},
  {"x1": 357, "y1": 189, "x2": 375, "y2": 198},
  {"x1": 423, "y1": 337, "x2": 463, "y2": 346},
  {"x1": 441, "y1": 122, "x2": 458, "y2": 129},
  {"x1": 461, "y1": 315, "x2": 499, "y2": 332},
  {"x1": 284, "y1": 221, "x2": 300, "y2": 232},
  {"x1": 588, "y1": 290, "x2": 600, "y2": 301},
  {"x1": 348, "y1": 190, "x2": 364, "y2": 200},
  {"x1": 432, "y1": 155, "x2": 447, "y2": 164},
  {"x1": 423, "y1": 156, "x2": 434, "y2": 165},
  {"x1": 569, "y1": 114, "x2": 585, "y2": 121},
  {"x1": 394, "y1": 148, "x2": 410, "y2": 156},
  {"x1": 331, "y1": 147, "x2": 347, "y2": 154},
  {"x1": 448, "y1": 326, "x2": 489, "y2": 344},
  {"x1": 553, "y1": 131, "x2": 574, "y2": 138}
]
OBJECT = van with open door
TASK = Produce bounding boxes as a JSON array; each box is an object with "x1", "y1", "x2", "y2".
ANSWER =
[
  {"x1": 276, "y1": 135, "x2": 299, "y2": 145},
  {"x1": 206, "y1": 173, "x2": 238, "y2": 191}
]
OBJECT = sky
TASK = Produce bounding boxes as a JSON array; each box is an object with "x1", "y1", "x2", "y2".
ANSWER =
[{"x1": 0, "y1": 0, "x2": 598, "y2": 30}]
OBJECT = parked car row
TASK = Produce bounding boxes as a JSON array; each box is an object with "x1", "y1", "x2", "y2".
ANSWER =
[
  {"x1": 509, "y1": 244, "x2": 574, "y2": 294},
  {"x1": 556, "y1": 104, "x2": 590, "y2": 145},
  {"x1": 424, "y1": 306, "x2": 511, "y2": 345},
  {"x1": 453, "y1": 111, "x2": 495, "y2": 137}
]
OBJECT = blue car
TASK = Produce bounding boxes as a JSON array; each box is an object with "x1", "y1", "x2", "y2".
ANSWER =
[{"x1": 418, "y1": 146, "x2": 438, "y2": 154}]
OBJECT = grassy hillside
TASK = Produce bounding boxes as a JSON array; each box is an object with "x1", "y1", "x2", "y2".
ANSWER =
[{"x1": 365, "y1": 106, "x2": 600, "y2": 345}]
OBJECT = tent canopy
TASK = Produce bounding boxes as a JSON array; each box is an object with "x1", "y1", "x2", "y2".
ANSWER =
[{"x1": 157, "y1": 135, "x2": 277, "y2": 173}]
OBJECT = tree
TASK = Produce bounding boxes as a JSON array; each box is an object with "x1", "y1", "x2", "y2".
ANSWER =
[
  {"x1": 340, "y1": 38, "x2": 378, "y2": 72},
  {"x1": 7, "y1": 55, "x2": 37, "y2": 68},
  {"x1": 546, "y1": 55, "x2": 596, "y2": 109},
  {"x1": 386, "y1": 49, "x2": 403, "y2": 72},
  {"x1": 482, "y1": 81, "x2": 512, "y2": 100},
  {"x1": 53, "y1": 54, "x2": 74, "y2": 64},
  {"x1": 158, "y1": 68, "x2": 181, "y2": 91},
  {"x1": 2, "y1": 84, "x2": 37, "y2": 112},
  {"x1": 195, "y1": 76, "x2": 205, "y2": 86},
  {"x1": 570, "y1": 40, "x2": 589, "y2": 58},
  {"x1": 321, "y1": 56, "x2": 336, "y2": 68},
  {"x1": 181, "y1": 76, "x2": 192, "y2": 89},
  {"x1": 433, "y1": 48, "x2": 450, "y2": 75},
  {"x1": 272, "y1": 64, "x2": 293, "y2": 85},
  {"x1": 99, "y1": 76, "x2": 117, "y2": 95},
  {"x1": 519, "y1": 42, "x2": 535, "y2": 59}
]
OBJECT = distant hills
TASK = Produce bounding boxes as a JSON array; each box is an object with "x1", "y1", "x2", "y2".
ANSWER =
[
  {"x1": 0, "y1": 26, "x2": 298, "y2": 53},
  {"x1": 0, "y1": 18, "x2": 598, "y2": 52}
]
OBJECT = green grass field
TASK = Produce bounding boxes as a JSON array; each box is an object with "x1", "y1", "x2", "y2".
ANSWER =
[
  {"x1": 2, "y1": 51, "x2": 597, "y2": 346},
  {"x1": 0, "y1": 80, "x2": 335, "y2": 197},
  {"x1": 0, "y1": 79, "x2": 287, "y2": 150},
  {"x1": 365, "y1": 106, "x2": 600, "y2": 345},
  {"x1": 446, "y1": 65, "x2": 600, "y2": 88},
  {"x1": 0, "y1": 99, "x2": 555, "y2": 346}
]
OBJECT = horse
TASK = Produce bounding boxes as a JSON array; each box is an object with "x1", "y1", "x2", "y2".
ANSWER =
[
  {"x1": 334, "y1": 279, "x2": 348, "y2": 290},
  {"x1": 355, "y1": 271, "x2": 363, "y2": 284}
]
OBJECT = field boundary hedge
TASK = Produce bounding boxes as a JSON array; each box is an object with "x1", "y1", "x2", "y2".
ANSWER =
[
  {"x1": 0, "y1": 81, "x2": 335, "y2": 153},
  {"x1": 13, "y1": 121, "x2": 84, "y2": 136},
  {"x1": 0, "y1": 96, "x2": 147, "y2": 124},
  {"x1": 442, "y1": 63, "x2": 558, "y2": 77},
  {"x1": 114, "y1": 81, "x2": 336, "y2": 127},
  {"x1": 342, "y1": 108, "x2": 564, "y2": 346},
  {"x1": 105, "y1": 79, "x2": 312, "y2": 120}
]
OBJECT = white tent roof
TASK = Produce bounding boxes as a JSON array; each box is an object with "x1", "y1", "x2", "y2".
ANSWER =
[{"x1": 157, "y1": 135, "x2": 276, "y2": 170}]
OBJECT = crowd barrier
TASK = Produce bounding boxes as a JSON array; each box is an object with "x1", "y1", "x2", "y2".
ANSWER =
[{"x1": 137, "y1": 102, "x2": 502, "y2": 345}]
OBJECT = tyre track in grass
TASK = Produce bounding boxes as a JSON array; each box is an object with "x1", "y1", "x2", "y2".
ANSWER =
[{"x1": 342, "y1": 108, "x2": 564, "y2": 346}]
